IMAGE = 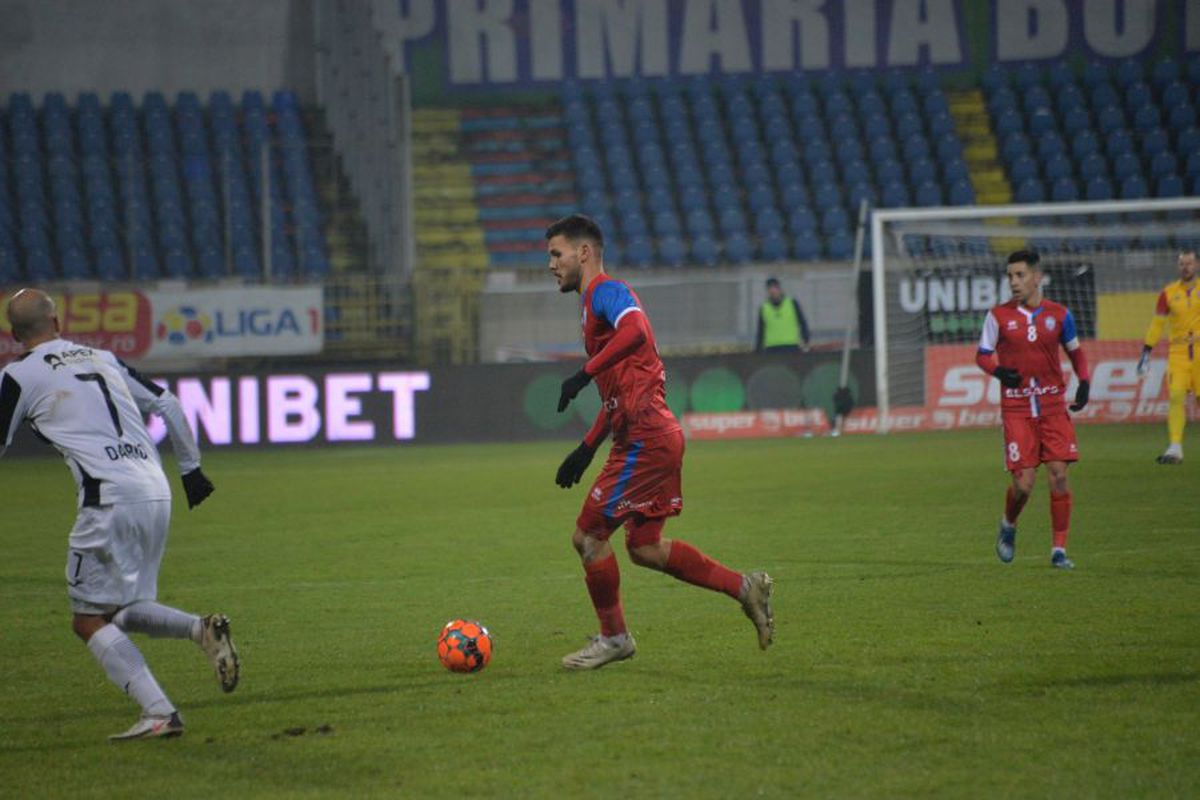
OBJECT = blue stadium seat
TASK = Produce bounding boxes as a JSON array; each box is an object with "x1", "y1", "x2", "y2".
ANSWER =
[
  {"x1": 1168, "y1": 103, "x2": 1196, "y2": 132},
  {"x1": 1050, "y1": 176, "x2": 1079, "y2": 202},
  {"x1": 718, "y1": 206, "x2": 747, "y2": 236},
  {"x1": 1096, "y1": 105, "x2": 1125, "y2": 134},
  {"x1": 1112, "y1": 151, "x2": 1142, "y2": 182},
  {"x1": 1157, "y1": 174, "x2": 1184, "y2": 197},
  {"x1": 1152, "y1": 56, "x2": 1182, "y2": 89},
  {"x1": 1123, "y1": 82, "x2": 1152, "y2": 112},
  {"x1": 875, "y1": 159, "x2": 904, "y2": 184},
  {"x1": 1085, "y1": 175, "x2": 1114, "y2": 200},
  {"x1": 753, "y1": 207, "x2": 785, "y2": 237},
  {"x1": 915, "y1": 181, "x2": 943, "y2": 207},
  {"x1": 820, "y1": 206, "x2": 848, "y2": 235},
  {"x1": 947, "y1": 179, "x2": 975, "y2": 206},
  {"x1": 942, "y1": 158, "x2": 970, "y2": 184},
  {"x1": 1114, "y1": 57, "x2": 1144, "y2": 87},
  {"x1": 1133, "y1": 104, "x2": 1161, "y2": 132},
  {"x1": 825, "y1": 230, "x2": 854, "y2": 259},
  {"x1": 908, "y1": 158, "x2": 937, "y2": 185},
  {"x1": 1014, "y1": 178, "x2": 1045, "y2": 203},
  {"x1": 657, "y1": 235, "x2": 687, "y2": 266},
  {"x1": 880, "y1": 180, "x2": 910, "y2": 207},
  {"x1": 1046, "y1": 61, "x2": 1075, "y2": 88},
  {"x1": 787, "y1": 206, "x2": 817, "y2": 234},
  {"x1": 1120, "y1": 175, "x2": 1148, "y2": 200},
  {"x1": 1001, "y1": 133, "x2": 1032, "y2": 165},
  {"x1": 812, "y1": 181, "x2": 842, "y2": 210},
  {"x1": 1150, "y1": 151, "x2": 1178, "y2": 180},
  {"x1": 1009, "y1": 155, "x2": 1038, "y2": 184},
  {"x1": 1027, "y1": 108, "x2": 1056, "y2": 136},
  {"x1": 1043, "y1": 153, "x2": 1073, "y2": 182},
  {"x1": 685, "y1": 208, "x2": 715, "y2": 237},
  {"x1": 1141, "y1": 127, "x2": 1170, "y2": 160},
  {"x1": 993, "y1": 109, "x2": 1022, "y2": 138},
  {"x1": 690, "y1": 234, "x2": 720, "y2": 267},
  {"x1": 791, "y1": 230, "x2": 821, "y2": 261},
  {"x1": 725, "y1": 232, "x2": 753, "y2": 263},
  {"x1": 1178, "y1": 126, "x2": 1200, "y2": 156},
  {"x1": 1062, "y1": 107, "x2": 1091, "y2": 137},
  {"x1": 1162, "y1": 81, "x2": 1191, "y2": 110},
  {"x1": 1104, "y1": 128, "x2": 1135, "y2": 159},
  {"x1": 759, "y1": 231, "x2": 788, "y2": 261}
]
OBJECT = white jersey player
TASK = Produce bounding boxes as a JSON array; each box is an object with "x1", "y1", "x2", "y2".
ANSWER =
[{"x1": 0, "y1": 289, "x2": 240, "y2": 741}]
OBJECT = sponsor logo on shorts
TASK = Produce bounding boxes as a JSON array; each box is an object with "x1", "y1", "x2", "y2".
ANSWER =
[{"x1": 591, "y1": 487, "x2": 602, "y2": 501}]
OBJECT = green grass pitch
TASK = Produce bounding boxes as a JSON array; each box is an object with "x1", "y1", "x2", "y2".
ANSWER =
[{"x1": 1, "y1": 424, "x2": 1197, "y2": 798}]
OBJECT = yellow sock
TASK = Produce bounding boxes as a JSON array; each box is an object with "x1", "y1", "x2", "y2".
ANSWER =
[{"x1": 1168, "y1": 387, "x2": 1187, "y2": 445}]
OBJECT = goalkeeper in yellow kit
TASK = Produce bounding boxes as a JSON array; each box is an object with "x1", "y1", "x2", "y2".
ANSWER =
[{"x1": 1137, "y1": 248, "x2": 1199, "y2": 464}]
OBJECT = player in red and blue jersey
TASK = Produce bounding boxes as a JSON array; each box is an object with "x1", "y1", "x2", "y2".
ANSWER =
[
  {"x1": 975, "y1": 250, "x2": 1091, "y2": 569},
  {"x1": 546, "y1": 214, "x2": 774, "y2": 669}
]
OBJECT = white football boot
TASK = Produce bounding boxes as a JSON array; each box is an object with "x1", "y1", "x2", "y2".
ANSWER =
[
  {"x1": 199, "y1": 614, "x2": 240, "y2": 693},
  {"x1": 561, "y1": 634, "x2": 637, "y2": 670},
  {"x1": 109, "y1": 711, "x2": 184, "y2": 742},
  {"x1": 740, "y1": 571, "x2": 775, "y2": 650}
]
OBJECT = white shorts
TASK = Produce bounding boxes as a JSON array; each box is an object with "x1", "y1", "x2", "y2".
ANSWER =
[{"x1": 65, "y1": 500, "x2": 172, "y2": 615}]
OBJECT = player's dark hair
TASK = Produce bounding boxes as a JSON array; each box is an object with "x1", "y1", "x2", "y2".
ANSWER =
[
  {"x1": 1181, "y1": 247, "x2": 1197, "y2": 257},
  {"x1": 1006, "y1": 250, "x2": 1041, "y2": 270},
  {"x1": 545, "y1": 214, "x2": 604, "y2": 250}
]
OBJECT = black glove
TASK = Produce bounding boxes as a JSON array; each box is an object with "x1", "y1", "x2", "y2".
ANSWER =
[
  {"x1": 1136, "y1": 345, "x2": 1152, "y2": 377},
  {"x1": 182, "y1": 468, "x2": 215, "y2": 509},
  {"x1": 557, "y1": 369, "x2": 592, "y2": 412},
  {"x1": 1070, "y1": 379, "x2": 1090, "y2": 412},
  {"x1": 556, "y1": 441, "x2": 596, "y2": 489},
  {"x1": 993, "y1": 367, "x2": 1022, "y2": 388}
]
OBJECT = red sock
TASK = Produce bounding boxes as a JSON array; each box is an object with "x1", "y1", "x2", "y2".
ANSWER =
[
  {"x1": 584, "y1": 554, "x2": 626, "y2": 637},
  {"x1": 1005, "y1": 486, "x2": 1029, "y2": 525},
  {"x1": 664, "y1": 540, "x2": 744, "y2": 599},
  {"x1": 1050, "y1": 491, "x2": 1071, "y2": 550}
]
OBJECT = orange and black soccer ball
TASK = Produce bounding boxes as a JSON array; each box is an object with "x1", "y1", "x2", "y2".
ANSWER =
[{"x1": 437, "y1": 619, "x2": 492, "y2": 673}]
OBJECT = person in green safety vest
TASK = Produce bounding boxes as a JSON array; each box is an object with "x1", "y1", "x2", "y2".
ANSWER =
[{"x1": 755, "y1": 277, "x2": 810, "y2": 352}]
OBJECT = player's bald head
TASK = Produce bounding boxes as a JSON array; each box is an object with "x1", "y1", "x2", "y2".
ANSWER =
[{"x1": 7, "y1": 288, "x2": 58, "y2": 343}]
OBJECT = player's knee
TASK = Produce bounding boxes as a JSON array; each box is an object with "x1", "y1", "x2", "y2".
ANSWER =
[
  {"x1": 71, "y1": 614, "x2": 105, "y2": 642},
  {"x1": 571, "y1": 528, "x2": 589, "y2": 556}
]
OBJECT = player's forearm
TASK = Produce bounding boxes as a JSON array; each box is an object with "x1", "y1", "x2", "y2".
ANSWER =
[
  {"x1": 1143, "y1": 316, "x2": 1167, "y2": 349},
  {"x1": 151, "y1": 391, "x2": 202, "y2": 473},
  {"x1": 583, "y1": 409, "x2": 610, "y2": 449},
  {"x1": 1066, "y1": 346, "x2": 1090, "y2": 382},
  {"x1": 975, "y1": 350, "x2": 999, "y2": 375},
  {"x1": 584, "y1": 313, "x2": 648, "y2": 376}
]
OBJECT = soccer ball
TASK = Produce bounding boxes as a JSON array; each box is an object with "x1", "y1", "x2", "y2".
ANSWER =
[{"x1": 437, "y1": 619, "x2": 492, "y2": 673}]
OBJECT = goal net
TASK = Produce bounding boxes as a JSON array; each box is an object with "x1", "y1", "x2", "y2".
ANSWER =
[{"x1": 867, "y1": 197, "x2": 1200, "y2": 433}]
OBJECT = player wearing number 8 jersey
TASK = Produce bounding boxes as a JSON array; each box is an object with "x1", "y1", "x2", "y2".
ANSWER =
[
  {"x1": 0, "y1": 289, "x2": 239, "y2": 741},
  {"x1": 974, "y1": 252, "x2": 1091, "y2": 570}
]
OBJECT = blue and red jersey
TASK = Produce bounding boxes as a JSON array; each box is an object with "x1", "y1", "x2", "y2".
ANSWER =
[
  {"x1": 580, "y1": 274, "x2": 680, "y2": 446},
  {"x1": 977, "y1": 298, "x2": 1087, "y2": 418}
]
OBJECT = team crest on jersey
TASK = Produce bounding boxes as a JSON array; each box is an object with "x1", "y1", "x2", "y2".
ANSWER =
[
  {"x1": 1005, "y1": 320, "x2": 1018, "y2": 330},
  {"x1": 1045, "y1": 316, "x2": 1056, "y2": 331}
]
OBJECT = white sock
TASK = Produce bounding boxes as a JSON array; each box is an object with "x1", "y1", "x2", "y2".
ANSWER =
[
  {"x1": 1052, "y1": 546, "x2": 1066, "y2": 555},
  {"x1": 1166, "y1": 442, "x2": 1183, "y2": 457},
  {"x1": 602, "y1": 633, "x2": 629, "y2": 646},
  {"x1": 113, "y1": 602, "x2": 202, "y2": 642},
  {"x1": 87, "y1": 624, "x2": 175, "y2": 716}
]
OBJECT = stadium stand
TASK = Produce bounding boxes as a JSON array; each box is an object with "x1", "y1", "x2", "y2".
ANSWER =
[{"x1": 0, "y1": 90, "x2": 329, "y2": 283}]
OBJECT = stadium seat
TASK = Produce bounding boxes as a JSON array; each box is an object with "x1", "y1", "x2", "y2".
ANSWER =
[
  {"x1": 1050, "y1": 177, "x2": 1079, "y2": 202},
  {"x1": 1085, "y1": 175, "x2": 1114, "y2": 200},
  {"x1": 791, "y1": 230, "x2": 821, "y2": 261},
  {"x1": 1014, "y1": 178, "x2": 1045, "y2": 203}
]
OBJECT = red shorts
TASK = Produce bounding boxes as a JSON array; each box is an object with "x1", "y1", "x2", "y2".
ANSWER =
[
  {"x1": 576, "y1": 430, "x2": 684, "y2": 545},
  {"x1": 1001, "y1": 413, "x2": 1079, "y2": 472}
]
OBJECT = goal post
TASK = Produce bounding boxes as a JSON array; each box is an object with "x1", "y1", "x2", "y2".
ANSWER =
[{"x1": 869, "y1": 197, "x2": 1200, "y2": 433}]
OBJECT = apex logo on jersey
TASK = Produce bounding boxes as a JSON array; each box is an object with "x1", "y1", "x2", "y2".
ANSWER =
[
  {"x1": 156, "y1": 306, "x2": 214, "y2": 346},
  {"x1": 43, "y1": 348, "x2": 95, "y2": 369}
]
